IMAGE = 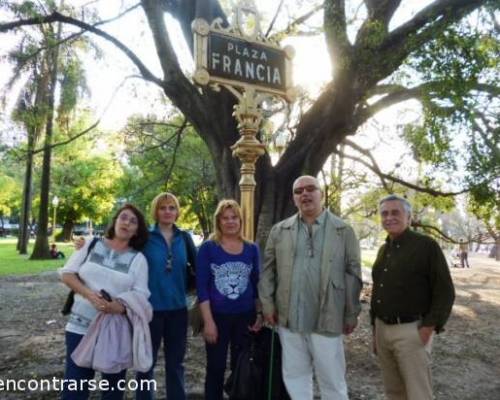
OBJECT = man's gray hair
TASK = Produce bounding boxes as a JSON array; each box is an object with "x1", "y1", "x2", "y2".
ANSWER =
[
  {"x1": 379, "y1": 194, "x2": 412, "y2": 215},
  {"x1": 292, "y1": 175, "x2": 320, "y2": 189}
]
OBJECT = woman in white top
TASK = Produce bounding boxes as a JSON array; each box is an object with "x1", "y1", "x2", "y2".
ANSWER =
[{"x1": 59, "y1": 204, "x2": 150, "y2": 400}]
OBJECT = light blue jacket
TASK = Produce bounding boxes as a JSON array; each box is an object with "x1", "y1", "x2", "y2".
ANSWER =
[{"x1": 143, "y1": 224, "x2": 196, "y2": 311}]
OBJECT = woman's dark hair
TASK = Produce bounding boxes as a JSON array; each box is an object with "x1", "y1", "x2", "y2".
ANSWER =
[{"x1": 105, "y1": 204, "x2": 148, "y2": 250}]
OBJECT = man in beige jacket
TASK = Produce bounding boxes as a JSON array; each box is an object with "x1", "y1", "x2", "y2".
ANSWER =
[{"x1": 259, "y1": 175, "x2": 362, "y2": 400}]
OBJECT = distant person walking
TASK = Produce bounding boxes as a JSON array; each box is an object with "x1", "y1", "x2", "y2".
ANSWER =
[{"x1": 459, "y1": 239, "x2": 470, "y2": 268}]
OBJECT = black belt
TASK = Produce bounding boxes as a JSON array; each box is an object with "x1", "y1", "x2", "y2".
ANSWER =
[{"x1": 377, "y1": 315, "x2": 421, "y2": 325}]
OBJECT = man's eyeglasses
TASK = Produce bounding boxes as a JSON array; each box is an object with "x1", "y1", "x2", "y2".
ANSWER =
[{"x1": 293, "y1": 185, "x2": 319, "y2": 195}]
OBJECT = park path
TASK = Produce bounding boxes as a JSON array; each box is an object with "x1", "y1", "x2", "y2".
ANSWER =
[{"x1": 0, "y1": 254, "x2": 499, "y2": 399}]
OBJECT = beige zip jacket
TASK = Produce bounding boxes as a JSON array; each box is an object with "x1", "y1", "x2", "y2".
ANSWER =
[{"x1": 259, "y1": 210, "x2": 362, "y2": 335}]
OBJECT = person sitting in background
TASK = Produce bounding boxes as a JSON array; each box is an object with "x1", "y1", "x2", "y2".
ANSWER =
[{"x1": 50, "y1": 243, "x2": 65, "y2": 259}]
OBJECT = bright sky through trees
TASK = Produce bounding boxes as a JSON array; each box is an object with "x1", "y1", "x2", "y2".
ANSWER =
[
  {"x1": 0, "y1": 0, "x2": 434, "y2": 131},
  {"x1": 0, "y1": 0, "x2": 486, "y2": 187}
]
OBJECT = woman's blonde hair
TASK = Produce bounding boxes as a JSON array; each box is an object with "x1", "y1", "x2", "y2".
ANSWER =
[
  {"x1": 210, "y1": 199, "x2": 243, "y2": 243},
  {"x1": 150, "y1": 192, "x2": 181, "y2": 222}
]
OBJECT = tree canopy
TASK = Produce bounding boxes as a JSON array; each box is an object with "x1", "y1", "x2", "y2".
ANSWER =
[
  {"x1": 0, "y1": 0, "x2": 498, "y2": 248},
  {"x1": 121, "y1": 114, "x2": 217, "y2": 236}
]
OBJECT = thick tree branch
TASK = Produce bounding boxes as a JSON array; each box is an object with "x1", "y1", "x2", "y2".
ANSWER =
[
  {"x1": 0, "y1": 10, "x2": 163, "y2": 86},
  {"x1": 268, "y1": 4, "x2": 323, "y2": 41},
  {"x1": 324, "y1": 0, "x2": 352, "y2": 72},
  {"x1": 340, "y1": 139, "x2": 469, "y2": 197},
  {"x1": 136, "y1": 121, "x2": 186, "y2": 129},
  {"x1": 265, "y1": 0, "x2": 285, "y2": 38},
  {"x1": 126, "y1": 122, "x2": 191, "y2": 154},
  {"x1": 412, "y1": 221, "x2": 459, "y2": 243},
  {"x1": 356, "y1": 84, "x2": 428, "y2": 125},
  {"x1": 366, "y1": 84, "x2": 407, "y2": 96},
  {"x1": 19, "y1": 2, "x2": 142, "y2": 62},
  {"x1": 140, "y1": 0, "x2": 183, "y2": 85},
  {"x1": 162, "y1": 0, "x2": 228, "y2": 53},
  {"x1": 343, "y1": 138, "x2": 391, "y2": 191},
  {"x1": 364, "y1": 0, "x2": 401, "y2": 25},
  {"x1": 381, "y1": 0, "x2": 485, "y2": 61},
  {"x1": 141, "y1": 1, "x2": 241, "y2": 199},
  {"x1": 122, "y1": 118, "x2": 189, "y2": 198},
  {"x1": 356, "y1": 80, "x2": 499, "y2": 126},
  {"x1": 347, "y1": 0, "x2": 486, "y2": 90},
  {"x1": 10, "y1": 119, "x2": 100, "y2": 161},
  {"x1": 141, "y1": 1, "x2": 219, "y2": 143},
  {"x1": 355, "y1": 0, "x2": 401, "y2": 47},
  {"x1": 163, "y1": 117, "x2": 187, "y2": 184}
]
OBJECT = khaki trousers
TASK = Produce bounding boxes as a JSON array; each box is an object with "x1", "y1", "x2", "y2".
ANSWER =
[{"x1": 375, "y1": 318, "x2": 433, "y2": 400}]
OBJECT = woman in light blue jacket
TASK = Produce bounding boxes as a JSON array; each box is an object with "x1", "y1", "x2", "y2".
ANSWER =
[{"x1": 136, "y1": 192, "x2": 197, "y2": 400}]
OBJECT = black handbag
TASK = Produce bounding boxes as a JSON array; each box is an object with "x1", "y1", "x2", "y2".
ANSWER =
[
  {"x1": 225, "y1": 328, "x2": 291, "y2": 400},
  {"x1": 61, "y1": 237, "x2": 99, "y2": 315},
  {"x1": 225, "y1": 332, "x2": 265, "y2": 400}
]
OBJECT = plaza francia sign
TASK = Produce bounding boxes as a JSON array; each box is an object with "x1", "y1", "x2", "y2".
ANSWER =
[{"x1": 192, "y1": 18, "x2": 295, "y2": 101}]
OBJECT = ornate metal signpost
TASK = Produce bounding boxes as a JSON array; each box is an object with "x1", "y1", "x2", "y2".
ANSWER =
[{"x1": 192, "y1": 0, "x2": 296, "y2": 240}]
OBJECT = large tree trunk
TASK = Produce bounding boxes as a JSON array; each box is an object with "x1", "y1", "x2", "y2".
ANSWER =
[
  {"x1": 31, "y1": 22, "x2": 62, "y2": 259},
  {"x1": 0, "y1": 0, "x2": 488, "y2": 246},
  {"x1": 141, "y1": 0, "x2": 490, "y2": 243},
  {"x1": 17, "y1": 131, "x2": 36, "y2": 254},
  {"x1": 30, "y1": 111, "x2": 55, "y2": 258},
  {"x1": 62, "y1": 220, "x2": 74, "y2": 242},
  {"x1": 18, "y1": 66, "x2": 49, "y2": 253}
]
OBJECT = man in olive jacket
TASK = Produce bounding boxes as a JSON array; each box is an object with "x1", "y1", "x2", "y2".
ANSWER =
[
  {"x1": 259, "y1": 175, "x2": 362, "y2": 400},
  {"x1": 371, "y1": 195, "x2": 455, "y2": 400}
]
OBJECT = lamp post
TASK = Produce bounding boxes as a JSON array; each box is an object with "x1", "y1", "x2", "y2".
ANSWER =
[
  {"x1": 192, "y1": 0, "x2": 296, "y2": 240},
  {"x1": 52, "y1": 195, "x2": 59, "y2": 242}
]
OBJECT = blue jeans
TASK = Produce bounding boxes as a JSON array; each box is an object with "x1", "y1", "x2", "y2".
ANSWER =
[
  {"x1": 136, "y1": 308, "x2": 188, "y2": 400},
  {"x1": 205, "y1": 311, "x2": 256, "y2": 400},
  {"x1": 61, "y1": 331, "x2": 126, "y2": 400}
]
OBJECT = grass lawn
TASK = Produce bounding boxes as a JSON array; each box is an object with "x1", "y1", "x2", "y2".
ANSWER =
[
  {"x1": 0, "y1": 238, "x2": 75, "y2": 276},
  {"x1": 0, "y1": 236, "x2": 375, "y2": 276}
]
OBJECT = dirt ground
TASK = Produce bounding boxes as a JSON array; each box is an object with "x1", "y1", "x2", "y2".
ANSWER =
[{"x1": 0, "y1": 253, "x2": 499, "y2": 399}]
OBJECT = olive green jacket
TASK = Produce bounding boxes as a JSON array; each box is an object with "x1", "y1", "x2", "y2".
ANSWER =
[{"x1": 259, "y1": 210, "x2": 362, "y2": 335}]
